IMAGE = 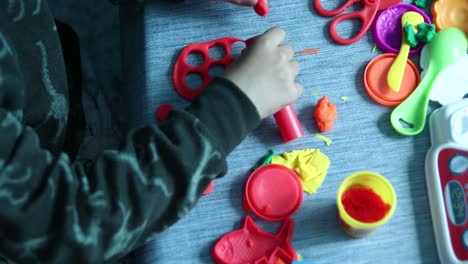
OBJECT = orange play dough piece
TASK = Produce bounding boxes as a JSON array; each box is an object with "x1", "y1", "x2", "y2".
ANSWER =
[{"x1": 313, "y1": 96, "x2": 337, "y2": 132}]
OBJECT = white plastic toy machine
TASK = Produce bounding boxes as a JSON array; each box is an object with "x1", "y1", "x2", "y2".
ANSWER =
[{"x1": 426, "y1": 98, "x2": 468, "y2": 263}]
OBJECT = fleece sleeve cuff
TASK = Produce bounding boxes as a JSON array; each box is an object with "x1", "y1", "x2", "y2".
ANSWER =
[{"x1": 186, "y1": 77, "x2": 261, "y2": 155}]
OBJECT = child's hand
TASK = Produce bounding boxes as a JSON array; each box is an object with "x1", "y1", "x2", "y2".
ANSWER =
[
  {"x1": 224, "y1": 27, "x2": 303, "y2": 119},
  {"x1": 218, "y1": 0, "x2": 258, "y2": 6}
]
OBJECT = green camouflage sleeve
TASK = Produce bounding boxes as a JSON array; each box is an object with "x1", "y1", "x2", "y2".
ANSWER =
[
  {"x1": 0, "y1": 74, "x2": 259, "y2": 263},
  {"x1": 0, "y1": 18, "x2": 261, "y2": 262},
  {"x1": 0, "y1": 2, "x2": 259, "y2": 262}
]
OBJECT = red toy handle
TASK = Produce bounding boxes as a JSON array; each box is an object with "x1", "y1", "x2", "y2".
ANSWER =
[
  {"x1": 313, "y1": 0, "x2": 357, "y2": 17},
  {"x1": 314, "y1": 0, "x2": 380, "y2": 45},
  {"x1": 328, "y1": 1, "x2": 379, "y2": 45},
  {"x1": 254, "y1": 0, "x2": 269, "y2": 16}
]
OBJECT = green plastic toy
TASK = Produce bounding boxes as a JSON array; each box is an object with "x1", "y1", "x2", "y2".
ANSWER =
[
  {"x1": 404, "y1": 23, "x2": 419, "y2": 48},
  {"x1": 251, "y1": 149, "x2": 275, "y2": 170},
  {"x1": 404, "y1": 22, "x2": 437, "y2": 48},
  {"x1": 416, "y1": 23, "x2": 437, "y2": 43},
  {"x1": 414, "y1": 0, "x2": 431, "y2": 8},
  {"x1": 390, "y1": 27, "x2": 468, "y2": 136}
]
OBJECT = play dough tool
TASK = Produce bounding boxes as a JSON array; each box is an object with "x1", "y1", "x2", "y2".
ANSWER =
[
  {"x1": 243, "y1": 164, "x2": 303, "y2": 221},
  {"x1": 425, "y1": 99, "x2": 468, "y2": 264},
  {"x1": 173, "y1": 37, "x2": 242, "y2": 101},
  {"x1": 432, "y1": 0, "x2": 468, "y2": 37},
  {"x1": 364, "y1": 53, "x2": 420, "y2": 106},
  {"x1": 391, "y1": 28, "x2": 468, "y2": 136},
  {"x1": 273, "y1": 105, "x2": 304, "y2": 142},
  {"x1": 428, "y1": 54, "x2": 468, "y2": 106},
  {"x1": 373, "y1": 4, "x2": 431, "y2": 56},
  {"x1": 313, "y1": 0, "x2": 401, "y2": 45},
  {"x1": 212, "y1": 216, "x2": 297, "y2": 264},
  {"x1": 337, "y1": 171, "x2": 397, "y2": 238},
  {"x1": 387, "y1": 11, "x2": 425, "y2": 92}
]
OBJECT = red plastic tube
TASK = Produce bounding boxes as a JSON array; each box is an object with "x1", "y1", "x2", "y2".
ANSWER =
[{"x1": 274, "y1": 105, "x2": 304, "y2": 142}]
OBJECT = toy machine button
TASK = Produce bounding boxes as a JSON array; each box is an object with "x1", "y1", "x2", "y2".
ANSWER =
[
  {"x1": 450, "y1": 107, "x2": 468, "y2": 147},
  {"x1": 449, "y1": 154, "x2": 468, "y2": 176},
  {"x1": 463, "y1": 230, "x2": 468, "y2": 249}
]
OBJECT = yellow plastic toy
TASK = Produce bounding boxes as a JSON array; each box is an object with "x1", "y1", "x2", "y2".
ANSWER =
[{"x1": 387, "y1": 11, "x2": 425, "y2": 92}]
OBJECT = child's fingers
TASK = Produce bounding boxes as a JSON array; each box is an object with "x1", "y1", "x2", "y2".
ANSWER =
[
  {"x1": 289, "y1": 59, "x2": 301, "y2": 76},
  {"x1": 285, "y1": 82, "x2": 303, "y2": 104},
  {"x1": 294, "y1": 82, "x2": 304, "y2": 99},
  {"x1": 278, "y1": 43, "x2": 294, "y2": 60},
  {"x1": 260, "y1": 27, "x2": 285, "y2": 46}
]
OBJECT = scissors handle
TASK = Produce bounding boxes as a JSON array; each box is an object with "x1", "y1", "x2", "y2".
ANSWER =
[
  {"x1": 329, "y1": 0, "x2": 379, "y2": 45},
  {"x1": 314, "y1": 0, "x2": 361, "y2": 17}
]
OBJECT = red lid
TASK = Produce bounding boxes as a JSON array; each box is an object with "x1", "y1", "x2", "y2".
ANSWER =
[
  {"x1": 244, "y1": 164, "x2": 303, "y2": 221},
  {"x1": 363, "y1": 53, "x2": 420, "y2": 106}
]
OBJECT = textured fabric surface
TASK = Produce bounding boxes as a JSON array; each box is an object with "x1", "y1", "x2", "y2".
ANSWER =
[{"x1": 120, "y1": 0, "x2": 439, "y2": 263}]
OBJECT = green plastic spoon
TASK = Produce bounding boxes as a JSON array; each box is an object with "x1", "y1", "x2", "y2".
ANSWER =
[{"x1": 390, "y1": 27, "x2": 468, "y2": 136}]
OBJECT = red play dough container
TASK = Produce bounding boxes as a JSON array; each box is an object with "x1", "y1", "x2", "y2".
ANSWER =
[{"x1": 243, "y1": 164, "x2": 303, "y2": 221}]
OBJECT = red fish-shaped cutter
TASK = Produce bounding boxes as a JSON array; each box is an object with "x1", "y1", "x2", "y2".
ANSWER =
[{"x1": 212, "y1": 216, "x2": 296, "y2": 264}]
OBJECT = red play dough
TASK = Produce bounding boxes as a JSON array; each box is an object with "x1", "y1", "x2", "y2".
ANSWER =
[
  {"x1": 156, "y1": 104, "x2": 174, "y2": 121},
  {"x1": 202, "y1": 181, "x2": 214, "y2": 195},
  {"x1": 342, "y1": 187, "x2": 390, "y2": 223},
  {"x1": 254, "y1": 0, "x2": 269, "y2": 16}
]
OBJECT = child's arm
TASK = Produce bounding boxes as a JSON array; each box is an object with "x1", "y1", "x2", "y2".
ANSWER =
[{"x1": 0, "y1": 27, "x2": 300, "y2": 263}]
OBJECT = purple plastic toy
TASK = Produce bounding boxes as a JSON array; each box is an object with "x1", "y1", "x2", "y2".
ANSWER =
[{"x1": 373, "y1": 4, "x2": 431, "y2": 56}]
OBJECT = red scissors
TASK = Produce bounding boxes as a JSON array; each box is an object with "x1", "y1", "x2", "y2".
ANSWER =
[{"x1": 314, "y1": 0, "x2": 401, "y2": 45}]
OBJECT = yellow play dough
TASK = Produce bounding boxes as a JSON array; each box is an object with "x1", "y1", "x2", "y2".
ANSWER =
[{"x1": 271, "y1": 149, "x2": 330, "y2": 194}]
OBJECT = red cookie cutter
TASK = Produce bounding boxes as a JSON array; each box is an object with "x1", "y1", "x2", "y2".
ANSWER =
[
  {"x1": 173, "y1": 37, "x2": 243, "y2": 101},
  {"x1": 212, "y1": 215, "x2": 297, "y2": 264}
]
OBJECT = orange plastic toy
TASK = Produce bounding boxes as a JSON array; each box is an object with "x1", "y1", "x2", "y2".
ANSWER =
[
  {"x1": 432, "y1": 0, "x2": 468, "y2": 36},
  {"x1": 363, "y1": 53, "x2": 420, "y2": 107},
  {"x1": 313, "y1": 96, "x2": 337, "y2": 132}
]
